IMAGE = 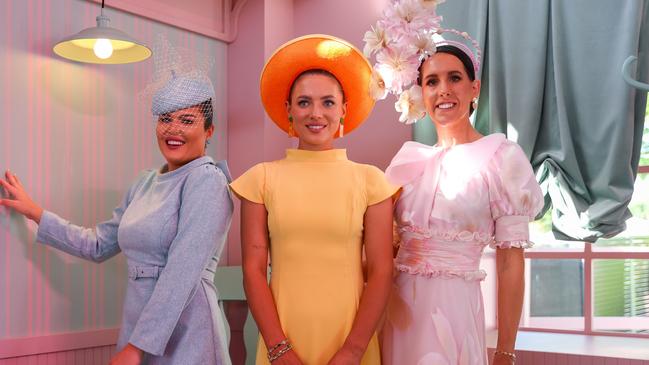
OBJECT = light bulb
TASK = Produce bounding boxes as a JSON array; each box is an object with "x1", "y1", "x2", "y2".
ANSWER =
[{"x1": 93, "y1": 39, "x2": 113, "y2": 59}]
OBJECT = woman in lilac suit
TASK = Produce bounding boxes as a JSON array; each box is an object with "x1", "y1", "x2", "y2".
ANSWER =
[{"x1": 0, "y1": 71, "x2": 232, "y2": 365}]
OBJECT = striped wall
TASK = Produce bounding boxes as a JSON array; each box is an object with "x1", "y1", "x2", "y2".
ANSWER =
[
  {"x1": 0, "y1": 328, "x2": 118, "y2": 364},
  {"x1": 0, "y1": 345, "x2": 116, "y2": 365},
  {"x1": 0, "y1": 0, "x2": 227, "y2": 342}
]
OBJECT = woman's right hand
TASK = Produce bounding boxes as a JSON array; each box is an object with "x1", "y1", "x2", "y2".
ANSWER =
[
  {"x1": 108, "y1": 343, "x2": 143, "y2": 365},
  {"x1": 0, "y1": 170, "x2": 43, "y2": 223},
  {"x1": 271, "y1": 349, "x2": 304, "y2": 365}
]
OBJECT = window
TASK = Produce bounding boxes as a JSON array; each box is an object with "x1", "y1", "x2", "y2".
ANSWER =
[{"x1": 517, "y1": 102, "x2": 649, "y2": 337}]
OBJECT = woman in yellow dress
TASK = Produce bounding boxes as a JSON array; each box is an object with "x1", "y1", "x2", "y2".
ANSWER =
[{"x1": 230, "y1": 35, "x2": 397, "y2": 365}]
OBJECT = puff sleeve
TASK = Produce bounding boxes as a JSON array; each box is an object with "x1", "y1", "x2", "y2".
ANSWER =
[
  {"x1": 229, "y1": 163, "x2": 266, "y2": 204},
  {"x1": 486, "y1": 141, "x2": 544, "y2": 249}
]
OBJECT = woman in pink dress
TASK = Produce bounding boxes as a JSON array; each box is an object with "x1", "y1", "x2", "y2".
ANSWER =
[
  {"x1": 386, "y1": 46, "x2": 547, "y2": 365},
  {"x1": 381, "y1": 44, "x2": 543, "y2": 364},
  {"x1": 362, "y1": 2, "x2": 543, "y2": 363}
]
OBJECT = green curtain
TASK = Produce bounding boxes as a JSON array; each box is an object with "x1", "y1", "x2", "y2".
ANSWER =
[{"x1": 414, "y1": 0, "x2": 649, "y2": 242}]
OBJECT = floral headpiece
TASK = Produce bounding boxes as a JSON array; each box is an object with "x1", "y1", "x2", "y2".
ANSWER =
[{"x1": 363, "y1": 0, "x2": 482, "y2": 124}]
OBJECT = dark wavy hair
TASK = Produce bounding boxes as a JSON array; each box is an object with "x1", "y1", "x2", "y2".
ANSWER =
[{"x1": 195, "y1": 99, "x2": 213, "y2": 130}]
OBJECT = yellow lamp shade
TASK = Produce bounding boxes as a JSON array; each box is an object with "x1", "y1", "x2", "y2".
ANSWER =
[{"x1": 53, "y1": 14, "x2": 151, "y2": 64}]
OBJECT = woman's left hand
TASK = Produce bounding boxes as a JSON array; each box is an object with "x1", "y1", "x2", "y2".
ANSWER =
[
  {"x1": 326, "y1": 346, "x2": 363, "y2": 365},
  {"x1": 109, "y1": 343, "x2": 143, "y2": 365}
]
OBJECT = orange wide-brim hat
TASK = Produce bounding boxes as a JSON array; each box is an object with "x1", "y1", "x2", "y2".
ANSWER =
[{"x1": 260, "y1": 34, "x2": 374, "y2": 137}]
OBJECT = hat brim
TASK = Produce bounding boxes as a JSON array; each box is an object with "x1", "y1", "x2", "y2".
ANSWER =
[{"x1": 260, "y1": 34, "x2": 374, "y2": 137}]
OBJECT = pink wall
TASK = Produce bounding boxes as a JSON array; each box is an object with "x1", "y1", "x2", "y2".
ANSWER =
[
  {"x1": 86, "y1": 0, "x2": 239, "y2": 41},
  {"x1": 0, "y1": 345, "x2": 116, "y2": 365},
  {"x1": 225, "y1": 0, "x2": 297, "y2": 264},
  {"x1": 226, "y1": 0, "x2": 266, "y2": 265},
  {"x1": 262, "y1": 0, "x2": 295, "y2": 161}
]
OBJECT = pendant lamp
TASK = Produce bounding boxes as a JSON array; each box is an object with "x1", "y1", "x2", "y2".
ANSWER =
[{"x1": 53, "y1": 0, "x2": 151, "y2": 64}]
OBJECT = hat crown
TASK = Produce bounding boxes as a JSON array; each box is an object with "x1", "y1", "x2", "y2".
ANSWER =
[
  {"x1": 260, "y1": 34, "x2": 375, "y2": 137},
  {"x1": 151, "y1": 71, "x2": 214, "y2": 116},
  {"x1": 140, "y1": 35, "x2": 215, "y2": 116}
]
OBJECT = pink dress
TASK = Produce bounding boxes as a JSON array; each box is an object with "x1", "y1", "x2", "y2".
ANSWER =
[{"x1": 381, "y1": 134, "x2": 543, "y2": 365}]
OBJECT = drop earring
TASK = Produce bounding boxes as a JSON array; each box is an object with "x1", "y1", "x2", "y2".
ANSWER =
[
  {"x1": 338, "y1": 117, "x2": 344, "y2": 138},
  {"x1": 288, "y1": 116, "x2": 294, "y2": 137},
  {"x1": 471, "y1": 98, "x2": 478, "y2": 110}
]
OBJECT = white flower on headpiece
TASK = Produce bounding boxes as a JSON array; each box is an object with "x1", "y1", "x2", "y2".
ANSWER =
[
  {"x1": 369, "y1": 67, "x2": 392, "y2": 100},
  {"x1": 411, "y1": 33, "x2": 436, "y2": 57},
  {"x1": 363, "y1": 24, "x2": 389, "y2": 57},
  {"x1": 419, "y1": 0, "x2": 445, "y2": 9},
  {"x1": 395, "y1": 85, "x2": 425, "y2": 124},
  {"x1": 376, "y1": 45, "x2": 420, "y2": 94},
  {"x1": 382, "y1": 0, "x2": 442, "y2": 39}
]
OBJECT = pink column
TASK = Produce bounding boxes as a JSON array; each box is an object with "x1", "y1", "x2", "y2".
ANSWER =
[{"x1": 226, "y1": 0, "x2": 295, "y2": 265}]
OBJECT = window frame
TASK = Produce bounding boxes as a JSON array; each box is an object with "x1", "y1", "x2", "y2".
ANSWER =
[{"x1": 518, "y1": 166, "x2": 649, "y2": 339}]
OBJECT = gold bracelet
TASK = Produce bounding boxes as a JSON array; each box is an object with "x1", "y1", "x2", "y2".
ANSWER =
[
  {"x1": 267, "y1": 339, "x2": 288, "y2": 355},
  {"x1": 494, "y1": 349, "x2": 516, "y2": 362},
  {"x1": 268, "y1": 342, "x2": 293, "y2": 362}
]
